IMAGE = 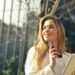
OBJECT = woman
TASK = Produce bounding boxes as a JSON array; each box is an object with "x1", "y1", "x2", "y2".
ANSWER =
[{"x1": 25, "y1": 15, "x2": 75, "y2": 75}]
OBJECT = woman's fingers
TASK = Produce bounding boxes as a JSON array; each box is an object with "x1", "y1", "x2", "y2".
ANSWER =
[{"x1": 49, "y1": 48, "x2": 59, "y2": 58}]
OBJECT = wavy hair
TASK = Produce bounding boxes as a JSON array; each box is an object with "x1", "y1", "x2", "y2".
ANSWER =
[{"x1": 33, "y1": 15, "x2": 66, "y2": 72}]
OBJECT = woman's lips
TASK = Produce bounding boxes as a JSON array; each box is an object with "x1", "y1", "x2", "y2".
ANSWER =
[{"x1": 44, "y1": 34, "x2": 50, "y2": 38}]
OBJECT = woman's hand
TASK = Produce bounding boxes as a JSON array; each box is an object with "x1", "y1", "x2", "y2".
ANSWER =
[
  {"x1": 49, "y1": 47, "x2": 59, "y2": 69},
  {"x1": 71, "y1": 71, "x2": 75, "y2": 75}
]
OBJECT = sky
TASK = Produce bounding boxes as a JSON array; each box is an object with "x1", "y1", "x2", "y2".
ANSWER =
[
  {"x1": 0, "y1": 0, "x2": 41, "y2": 27},
  {"x1": 0, "y1": 0, "x2": 26, "y2": 27}
]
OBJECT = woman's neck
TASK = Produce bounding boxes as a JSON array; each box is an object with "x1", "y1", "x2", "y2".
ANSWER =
[{"x1": 48, "y1": 41, "x2": 58, "y2": 48}]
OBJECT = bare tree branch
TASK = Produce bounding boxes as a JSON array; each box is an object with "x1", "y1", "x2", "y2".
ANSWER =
[{"x1": 48, "y1": 0, "x2": 60, "y2": 16}]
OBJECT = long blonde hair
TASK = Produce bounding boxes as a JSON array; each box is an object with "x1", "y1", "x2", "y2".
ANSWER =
[{"x1": 33, "y1": 15, "x2": 66, "y2": 71}]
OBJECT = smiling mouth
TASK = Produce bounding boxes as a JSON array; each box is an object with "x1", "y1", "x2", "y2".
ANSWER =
[
  {"x1": 44, "y1": 35, "x2": 50, "y2": 38},
  {"x1": 44, "y1": 33, "x2": 50, "y2": 37}
]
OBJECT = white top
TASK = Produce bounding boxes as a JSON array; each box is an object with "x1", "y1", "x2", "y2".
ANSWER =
[{"x1": 25, "y1": 47, "x2": 72, "y2": 75}]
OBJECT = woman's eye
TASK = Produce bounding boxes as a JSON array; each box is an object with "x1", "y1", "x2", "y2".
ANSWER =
[
  {"x1": 42, "y1": 25, "x2": 55, "y2": 30},
  {"x1": 49, "y1": 25, "x2": 55, "y2": 28}
]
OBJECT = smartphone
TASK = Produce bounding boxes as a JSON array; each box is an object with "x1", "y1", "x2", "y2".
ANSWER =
[{"x1": 48, "y1": 42, "x2": 62, "y2": 58}]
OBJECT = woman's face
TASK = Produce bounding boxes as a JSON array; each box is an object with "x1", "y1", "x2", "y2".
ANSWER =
[{"x1": 42, "y1": 19, "x2": 58, "y2": 43}]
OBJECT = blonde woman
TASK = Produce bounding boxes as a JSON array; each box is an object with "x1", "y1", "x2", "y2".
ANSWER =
[{"x1": 25, "y1": 15, "x2": 75, "y2": 75}]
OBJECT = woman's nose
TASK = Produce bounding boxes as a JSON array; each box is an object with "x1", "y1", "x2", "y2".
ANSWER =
[{"x1": 45, "y1": 27, "x2": 50, "y2": 31}]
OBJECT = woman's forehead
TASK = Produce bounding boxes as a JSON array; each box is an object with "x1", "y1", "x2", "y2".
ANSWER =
[{"x1": 43, "y1": 19, "x2": 57, "y2": 26}]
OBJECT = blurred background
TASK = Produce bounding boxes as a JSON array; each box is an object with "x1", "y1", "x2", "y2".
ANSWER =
[{"x1": 0, "y1": 0, "x2": 75, "y2": 75}]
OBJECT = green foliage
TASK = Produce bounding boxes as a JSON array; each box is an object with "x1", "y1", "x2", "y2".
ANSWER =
[{"x1": 0, "y1": 56, "x2": 24, "y2": 75}]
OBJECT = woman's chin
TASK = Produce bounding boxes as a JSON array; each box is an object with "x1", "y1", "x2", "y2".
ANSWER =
[{"x1": 44, "y1": 38, "x2": 50, "y2": 42}]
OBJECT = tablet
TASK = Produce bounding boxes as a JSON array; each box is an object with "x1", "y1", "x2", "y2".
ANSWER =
[{"x1": 62, "y1": 55, "x2": 75, "y2": 75}]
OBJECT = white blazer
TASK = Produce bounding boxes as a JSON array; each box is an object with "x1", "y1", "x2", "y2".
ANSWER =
[{"x1": 25, "y1": 47, "x2": 73, "y2": 75}]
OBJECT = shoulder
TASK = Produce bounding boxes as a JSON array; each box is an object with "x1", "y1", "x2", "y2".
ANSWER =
[
  {"x1": 27, "y1": 46, "x2": 37, "y2": 56},
  {"x1": 25, "y1": 46, "x2": 37, "y2": 61},
  {"x1": 64, "y1": 52, "x2": 71, "y2": 56},
  {"x1": 63, "y1": 52, "x2": 75, "y2": 59},
  {"x1": 71, "y1": 53, "x2": 75, "y2": 55},
  {"x1": 64, "y1": 52, "x2": 75, "y2": 55},
  {"x1": 61, "y1": 52, "x2": 71, "y2": 64},
  {"x1": 62, "y1": 52, "x2": 71, "y2": 60},
  {"x1": 28, "y1": 46, "x2": 36, "y2": 52}
]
